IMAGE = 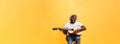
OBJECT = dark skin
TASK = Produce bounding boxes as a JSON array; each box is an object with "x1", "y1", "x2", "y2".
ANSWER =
[{"x1": 69, "y1": 15, "x2": 86, "y2": 34}]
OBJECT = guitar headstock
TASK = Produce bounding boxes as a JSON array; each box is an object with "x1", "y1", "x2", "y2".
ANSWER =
[{"x1": 52, "y1": 28, "x2": 58, "y2": 30}]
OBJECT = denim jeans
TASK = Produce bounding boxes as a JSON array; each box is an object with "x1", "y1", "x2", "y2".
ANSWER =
[{"x1": 66, "y1": 35, "x2": 80, "y2": 44}]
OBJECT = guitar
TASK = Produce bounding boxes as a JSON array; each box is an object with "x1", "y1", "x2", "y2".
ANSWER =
[{"x1": 52, "y1": 26, "x2": 82, "y2": 35}]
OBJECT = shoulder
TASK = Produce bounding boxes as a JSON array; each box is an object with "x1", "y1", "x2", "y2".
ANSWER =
[
  {"x1": 75, "y1": 21, "x2": 83, "y2": 26},
  {"x1": 76, "y1": 21, "x2": 82, "y2": 24},
  {"x1": 64, "y1": 22, "x2": 70, "y2": 27},
  {"x1": 65, "y1": 22, "x2": 70, "y2": 25}
]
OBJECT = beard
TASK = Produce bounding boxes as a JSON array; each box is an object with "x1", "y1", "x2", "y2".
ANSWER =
[{"x1": 70, "y1": 20, "x2": 76, "y2": 24}]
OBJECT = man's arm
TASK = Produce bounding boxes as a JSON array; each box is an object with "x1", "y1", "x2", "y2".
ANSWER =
[
  {"x1": 62, "y1": 30, "x2": 68, "y2": 35},
  {"x1": 74, "y1": 25, "x2": 86, "y2": 33}
]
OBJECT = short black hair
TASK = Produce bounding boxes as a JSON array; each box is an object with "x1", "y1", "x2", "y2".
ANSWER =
[{"x1": 70, "y1": 14, "x2": 77, "y2": 19}]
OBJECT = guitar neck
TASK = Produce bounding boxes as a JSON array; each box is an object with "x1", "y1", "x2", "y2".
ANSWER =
[{"x1": 52, "y1": 28, "x2": 73, "y2": 31}]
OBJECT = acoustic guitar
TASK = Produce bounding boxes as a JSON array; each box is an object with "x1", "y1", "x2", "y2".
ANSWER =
[{"x1": 52, "y1": 26, "x2": 82, "y2": 35}]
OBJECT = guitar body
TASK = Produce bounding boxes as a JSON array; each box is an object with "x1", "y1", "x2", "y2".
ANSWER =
[{"x1": 67, "y1": 26, "x2": 82, "y2": 35}]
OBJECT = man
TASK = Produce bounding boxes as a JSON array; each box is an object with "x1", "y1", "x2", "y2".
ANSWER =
[{"x1": 63, "y1": 14, "x2": 86, "y2": 44}]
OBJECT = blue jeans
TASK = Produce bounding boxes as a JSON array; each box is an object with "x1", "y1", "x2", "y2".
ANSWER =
[{"x1": 66, "y1": 35, "x2": 80, "y2": 44}]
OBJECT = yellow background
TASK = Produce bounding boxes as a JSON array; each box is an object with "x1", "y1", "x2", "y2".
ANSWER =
[{"x1": 0, "y1": 0, "x2": 120, "y2": 44}]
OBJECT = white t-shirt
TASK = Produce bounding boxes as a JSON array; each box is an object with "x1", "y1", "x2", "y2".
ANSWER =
[{"x1": 64, "y1": 21, "x2": 83, "y2": 35}]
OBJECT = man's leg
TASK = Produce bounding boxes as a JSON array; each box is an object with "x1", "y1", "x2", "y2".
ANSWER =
[
  {"x1": 67, "y1": 35, "x2": 73, "y2": 44},
  {"x1": 75, "y1": 35, "x2": 80, "y2": 44}
]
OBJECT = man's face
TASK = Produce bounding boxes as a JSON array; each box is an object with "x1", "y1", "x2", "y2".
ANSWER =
[{"x1": 70, "y1": 15, "x2": 76, "y2": 23}]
